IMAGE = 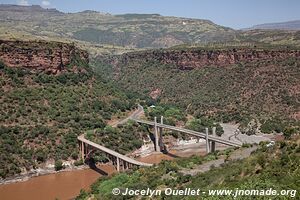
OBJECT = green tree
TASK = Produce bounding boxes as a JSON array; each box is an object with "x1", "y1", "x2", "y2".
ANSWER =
[{"x1": 54, "y1": 160, "x2": 64, "y2": 171}]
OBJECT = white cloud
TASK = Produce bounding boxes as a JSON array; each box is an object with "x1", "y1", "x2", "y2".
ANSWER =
[
  {"x1": 41, "y1": 0, "x2": 51, "y2": 7},
  {"x1": 17, "y1": 0, "x2": 29, "y2": 6}
]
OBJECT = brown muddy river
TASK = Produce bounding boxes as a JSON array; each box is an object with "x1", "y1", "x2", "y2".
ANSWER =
[
  {"x1": 0, "y1": 150, "x2": 204, "y2": 200},
  {"x1": 0, "y1": 165, "x2": 115, "y2": 200}
]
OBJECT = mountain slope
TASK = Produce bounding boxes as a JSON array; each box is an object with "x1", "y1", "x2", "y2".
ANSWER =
[
  {"x1": 0, "y1": 5, "x2": 239, "y2": 49},
  {"x1": 247, "y1": 20, "x2": 300, "y2": 30},
  {"x1": 77, "y1": 138, "x2": 300, "y2": 200},
  {"x1": 0, "y1": 40, "x2": 138, "y2": 179},
  {"x1": 102, "y1": 47, "x2": 300, "y2": 128},
  {"x1": 2, "y1": 5, "x2": 300, "y2": 52}
]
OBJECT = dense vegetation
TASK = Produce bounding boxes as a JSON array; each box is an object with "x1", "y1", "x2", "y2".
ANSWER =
[
  {"x1": 0, "y1": 63, "x2": 136, "y2": 178},
  {"x1": 186, "y1": 118, "x2": 224, "y2": 136},
  {"x1": 145, "y1": 105, "x2": 224, "y2": 136},
  {"x1": 86, "y1": 121, "x2": 148, "y2": 156},
  {"x1": 105, "y1": 54, "x2": 300, "y2": 134},
  {"x1": 145, "y1": 106, "x2": 187, "y2": 125},
  {"x1": 77, "y1": 137, "x2": 300, "y2": 200}
]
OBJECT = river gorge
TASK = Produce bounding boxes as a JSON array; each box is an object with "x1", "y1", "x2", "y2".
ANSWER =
[{"x1": 0, "y1": 146, "x2": 206, "y2": 200}]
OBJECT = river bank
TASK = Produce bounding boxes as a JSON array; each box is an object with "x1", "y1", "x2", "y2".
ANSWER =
[
  {"x1": 0, "y1": 135, "x2": 238, "y2": 200},
  {"x1": 0, "y1": 166, "x2": 112, "y2": 200},
  {"x1": 0, "y1": 136, "x2": 209, "y2": 185},
  {"x1": 0, "y1": 162, "x2": 90, "y2": 185},
  {"x1": 0, "y1": 148, "x2": 187, "y2": 200}
]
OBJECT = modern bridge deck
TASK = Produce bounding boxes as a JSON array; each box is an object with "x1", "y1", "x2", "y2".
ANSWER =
[
  {"x1": 78, "y1": 134, "x2": 153, "y2": 167},
  {"x1": 133, "y1": 119, "x2": 241, "y2": 147}
]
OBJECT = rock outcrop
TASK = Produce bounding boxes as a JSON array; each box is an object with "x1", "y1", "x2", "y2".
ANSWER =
[
  {"x1": 118, "y1": 48, "x2": 300, "y2": 70},
  {"x1": 0, "y1": 40, "x2": 89, "y2": 74}
]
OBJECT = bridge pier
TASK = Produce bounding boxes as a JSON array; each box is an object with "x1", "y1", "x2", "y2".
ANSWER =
[
  {"x1": 85, "y1": 143, "x2": 88, "y2": 158},
  {"x1": 123, "y1": 161, "x2": 126, "y2": 171},
  {"x1": 210, "y1": 127, "x2": 216, "y2": 152},
  {"x1": 116, "y1": 157, "x2": 120, "y2": 172},
  {"x1": 159, "y1": 116, "x2": 164, "y2": 151},
  {"x1": 117, "y1": 158, "x2": 132, "y2": 172},
  {"x1": 154, "y1": 117, "x2": 160, "y2": 152},
  {"x1": 126, "y1": 162, "x2": 130, "y2": 170},
  {"x1": 81, "y1": 141, "x2": 85, "y2": 160},
  {"x1": 205, "y1": 128, "x2": 210, "y2": 153},
  {"x1": 78, "y1": 141, "x2": 82, "y2": 159}
]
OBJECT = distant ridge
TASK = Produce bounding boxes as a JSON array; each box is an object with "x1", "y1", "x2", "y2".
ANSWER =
[
  {"x1": 0, "y1": 4, "x2": 238, "y2": 48},
  {"x1": 0, "y1": 4, "x2": 61, "y2": 13},
  {"x1": 246, "y1": 20, "x2": 300, "y2": 30},
  {"x1": 1, "y1": 4, "x2": 300, "y2": 49}
]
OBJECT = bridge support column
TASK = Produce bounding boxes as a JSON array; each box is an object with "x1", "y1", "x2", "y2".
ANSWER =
[
  {"x1": 81, "y1": 141, "x2": 85, "y2": 160},
  {"x1": 154, "y1": 117, "x2": 160, "y2": 152},
  {"x1": 116, "y1": 157, "x2": 120, "y2": 172},
  {"x1": 78, "y1": 141, "x2": 82, "y2": 159},
  {"x1": 210, "y1": 127, "x2": 216, "y2": 152},
  {"x1": 159, "y1": 116, "x2": 164, "y2": 150},
  {"x1": 123, "y1": 161, "x2": 126, "y2": 171},
  {"x1": 85, "y1": 144, "x2": 88, "y2": 156},
  {"x1": 112, "y1": 156, "x2": 115, "y2": 166},
  {"x1": 205, "y1": 128, "x2": 210, "y2": 154}
]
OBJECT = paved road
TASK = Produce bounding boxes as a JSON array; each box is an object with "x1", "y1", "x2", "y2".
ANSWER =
[
  {"x1": 111, "y1": 104, "x2": 144, "y2": 127},
  {"x1": 220, "y1": 123, "x2": 271, "y2": 144},
  {"x1": 181, "y1": 146, "x2": 258, "y2": 176}
]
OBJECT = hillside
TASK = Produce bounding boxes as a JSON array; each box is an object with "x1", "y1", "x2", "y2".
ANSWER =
[
  {"x1": 2, "y1": 4, "x2": 300, "y2": 53},
  {"x1": 101, "y1": 46, "x2": 300, "y2": 132},
  {"x1": 247, "y1": 20, "x2": 300, "y2": 30},
  {"x1": 0, "y1": 5, "x2": 238, "y2": 49},
  {"x1": 0, "y1": 40, "x2": 140, "y2": 179},
  {"x1": 77, "y1": 138, "x2": 300, "y2": 200}
]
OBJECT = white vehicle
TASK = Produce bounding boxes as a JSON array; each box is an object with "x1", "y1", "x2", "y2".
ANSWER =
[{"x1": 266, "y1": 141, "x2": 275, "y2": 147}]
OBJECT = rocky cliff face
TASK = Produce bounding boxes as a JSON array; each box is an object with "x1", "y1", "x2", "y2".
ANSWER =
[
  {"x1": 0, "y1": 40, "x2": 89, "y2": 74},
  {"x1": 118, "y1": 48, "x2": 300, "y2": 70}
]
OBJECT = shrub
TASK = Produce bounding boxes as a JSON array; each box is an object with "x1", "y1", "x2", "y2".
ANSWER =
[
  {"x1": 55, "y1": 160, "x2": 64, "y2": 171},
  {"x1": 0, "y1": 60, "x2": 6, "y2": 69}
]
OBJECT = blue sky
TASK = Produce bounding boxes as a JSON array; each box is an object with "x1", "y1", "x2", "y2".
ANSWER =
[{"x1": 1, "y1": 0, "x2": 300, "y2": 29}]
